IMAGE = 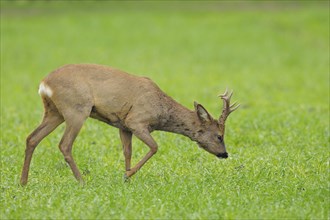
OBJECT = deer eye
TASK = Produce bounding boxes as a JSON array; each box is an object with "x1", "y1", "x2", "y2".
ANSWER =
[{"x1": 217, "y1": 135, "x2": 223, "y2": 142}]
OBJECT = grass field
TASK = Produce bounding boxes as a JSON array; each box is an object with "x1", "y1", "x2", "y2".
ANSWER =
[{"x1": 1, "y1": 1, "x2": 329, "y2": 219}]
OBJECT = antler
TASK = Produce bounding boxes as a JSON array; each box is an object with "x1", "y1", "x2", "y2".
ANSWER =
[{"x1": 218, "y1": 88, "x2": 240, "y2": 134}]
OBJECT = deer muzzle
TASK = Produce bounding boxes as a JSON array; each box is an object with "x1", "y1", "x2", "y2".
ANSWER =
[{"x1": 216, "y1": 152, "x2": 228, "y2": 159}]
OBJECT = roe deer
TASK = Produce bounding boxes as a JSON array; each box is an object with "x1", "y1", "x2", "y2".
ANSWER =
[{"x1": 20, "y1": 64, "x2": 239, "y2": 185}]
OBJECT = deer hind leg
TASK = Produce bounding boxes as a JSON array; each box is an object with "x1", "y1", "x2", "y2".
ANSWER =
[
  {"x1": 119, "y1": 129, "x2": 133, "y2": 172},
  {"x1": 58, "y1": 113, "x2": 89, "y2": 184},
  {"x1": 21, "y1": 98, "x2": 64, "y2": 186},
  {"x1": 125, "y1": 129, "x2": 158, "y2": 178}
]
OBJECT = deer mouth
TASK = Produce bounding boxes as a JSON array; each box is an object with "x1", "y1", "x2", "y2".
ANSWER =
[
  {"x1": 197, "y1": 143, "x2": 228, "y2": 159},
  {"x1": 216, "y1": 152, "x2": 228, "y2": 159}
]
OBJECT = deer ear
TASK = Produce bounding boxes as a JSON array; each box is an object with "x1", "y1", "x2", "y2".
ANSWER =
[{"x1": 194, "y1": 102, "x2": 212, "y2": 123}]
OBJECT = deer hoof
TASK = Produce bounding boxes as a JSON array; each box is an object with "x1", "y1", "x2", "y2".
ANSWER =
[
  {"x1": 78, "y1": 179, "x2": 85, "y2": 187},
  {"x1": 123, "y1": 174, "x2": 130, "y2": 182}
]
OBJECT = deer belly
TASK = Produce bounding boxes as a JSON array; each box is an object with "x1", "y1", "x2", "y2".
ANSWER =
[{"x1": 89, "y1": 105, "x2": 131, "y2": 130}]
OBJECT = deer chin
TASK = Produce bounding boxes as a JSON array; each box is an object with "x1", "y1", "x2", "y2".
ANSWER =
[
  {"x1": 197, "y1": 142, "x2": 207, "y2": 150},
  {"x1": 197, "y1": 143, "x2": 228, "y2": 159}
]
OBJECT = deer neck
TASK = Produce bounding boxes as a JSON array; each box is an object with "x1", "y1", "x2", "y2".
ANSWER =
[{"x1": 160, "y1": 103, "x2": 200, "y2": 141}]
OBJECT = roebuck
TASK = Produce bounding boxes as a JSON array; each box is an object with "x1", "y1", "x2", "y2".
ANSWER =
[{"x1": 20, "y1": 64, "x2": 239, "y2": 185}]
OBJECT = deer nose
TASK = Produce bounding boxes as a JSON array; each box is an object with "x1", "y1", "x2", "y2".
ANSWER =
[{"x1": 217, "y1": 152, "x2": 228, "y2": 159}]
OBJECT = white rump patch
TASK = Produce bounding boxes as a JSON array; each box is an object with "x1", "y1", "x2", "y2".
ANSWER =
[{"x1": 38, "y1": 82, "x2": 53, "y2": 97}]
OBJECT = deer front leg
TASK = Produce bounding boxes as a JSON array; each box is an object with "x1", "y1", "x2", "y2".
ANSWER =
[
  {"x1": 119, "y1": 129, "x2": 132, "y2": 172},
  {"x1": 125, "y1": 129, "x2": 158, "y2": 178}
]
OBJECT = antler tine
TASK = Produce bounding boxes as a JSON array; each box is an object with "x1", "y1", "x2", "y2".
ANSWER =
[
  {"x1": 230, "y1": 101, "x2": 237, "y2": 107},
  {"x1": 219, "y1": 89, "x2": 234, "y2": 101},
  {"x1": 218, "y1": 88, "x2": 228, "y2": 98},
  {"x1": 227, "y1": 90, "x2": 233, "y2": 101},
  {"x1": 230, "y1": 102, "x2": 240, "y2": 113}
]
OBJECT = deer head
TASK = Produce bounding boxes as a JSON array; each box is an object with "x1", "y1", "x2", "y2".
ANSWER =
[{"x1": 194, "y1": 89, "x2": 240, "y2": 159}]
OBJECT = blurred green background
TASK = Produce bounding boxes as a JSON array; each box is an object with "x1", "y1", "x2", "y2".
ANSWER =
[{"x1": 1, "y1": 1, "x2": 329, "y2": 219}]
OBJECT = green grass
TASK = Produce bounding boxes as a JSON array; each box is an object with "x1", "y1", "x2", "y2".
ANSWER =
[{"x1": 1, "y1": 1, "x2": 329, "y2": 219}]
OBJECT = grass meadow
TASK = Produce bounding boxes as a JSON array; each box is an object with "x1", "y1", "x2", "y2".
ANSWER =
[{"x1": 1, "y1": 1, "x2": 329, "y2": 219}]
